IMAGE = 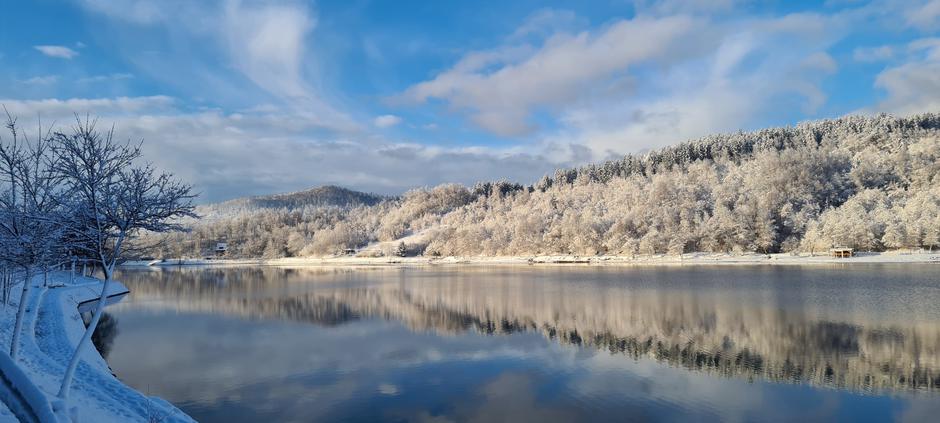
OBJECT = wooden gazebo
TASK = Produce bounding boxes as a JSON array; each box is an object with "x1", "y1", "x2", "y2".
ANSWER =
[{"x1": 829, "y1": 247, "x2": 854, "y2": 258}]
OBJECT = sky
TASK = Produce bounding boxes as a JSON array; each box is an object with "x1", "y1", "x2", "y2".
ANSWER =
[{"x1": 1, "y1": 0, "x2": 939, "y2": 203}]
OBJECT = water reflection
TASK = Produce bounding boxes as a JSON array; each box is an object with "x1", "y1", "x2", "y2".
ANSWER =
[
  {"x1": 88, "y1": 312, "x2": 119, "y2": 359},
  {"x1": 112, "y1": 265, "x2": 940, "y2": 393}
]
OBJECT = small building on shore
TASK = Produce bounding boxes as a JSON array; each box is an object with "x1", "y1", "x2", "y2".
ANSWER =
[
  {"x1": 215, "y1": 242, "x2": 228, "y2": 257},
  {"x1": 829, "y1": 247, "x2": 854, "y2": 258}
]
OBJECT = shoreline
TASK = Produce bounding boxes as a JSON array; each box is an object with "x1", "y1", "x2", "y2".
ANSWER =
[
  {"x1": 125, "y1": 251, "x2": 940, "y2": 268},
  {"x1": 0, "y1": 273, "x2": 194, "y2": 422}
]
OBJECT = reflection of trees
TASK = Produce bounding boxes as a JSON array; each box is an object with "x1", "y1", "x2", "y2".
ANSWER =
[
  {"x1": 86, "y1": 312, "x2": 119, "y2": 359},
  {"x1": 114, "y1": 267, "x2": 940, "y2": 393}
]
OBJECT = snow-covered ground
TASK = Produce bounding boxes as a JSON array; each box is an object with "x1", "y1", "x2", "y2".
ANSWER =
[
  {"x1": 0, "y1": 273, "x2": 193, "y2": 422},
  {"x1": 126, "y1": 250, "x2": 940, "y2": 268},
  {"x1": 0, "y1": 401, "x2": 12, "y2": 422}
]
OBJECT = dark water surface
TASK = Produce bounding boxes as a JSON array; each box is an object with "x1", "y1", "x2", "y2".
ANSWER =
[{"x1": 107, "y1": 265, "x2": 940, "y2": 422}]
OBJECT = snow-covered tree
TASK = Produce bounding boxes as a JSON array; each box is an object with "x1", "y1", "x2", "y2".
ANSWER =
[
  {"x1": 133, "y1": 112, "x2": 940, "y2": 259},
  {"x1": 51, "y1": 118, "x2": 196, "y2": 404},
  {"x1": 0, "y1": 112, "x2": 67, "y2": 360},
  {"x1": 882, "y1": 219, "x2": 908, "y2": 251}
]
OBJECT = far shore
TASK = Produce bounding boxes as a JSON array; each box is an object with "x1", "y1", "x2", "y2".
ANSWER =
[{"x1": 123, "y1": 251, "x2": 940, "y2": 268}]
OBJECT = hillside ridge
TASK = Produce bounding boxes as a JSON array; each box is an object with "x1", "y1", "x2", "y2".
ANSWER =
[
  {"x1": 197, "y1": 185, "x2": 387, "y2": 219},
  {"x1": 142, "y1": 112, "x2": 940, "y2": 259}
]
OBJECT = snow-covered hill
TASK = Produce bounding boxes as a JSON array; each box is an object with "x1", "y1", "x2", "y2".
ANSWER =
[{"x1": 197, "y1": 185, "x2": 388, "y2": 220}]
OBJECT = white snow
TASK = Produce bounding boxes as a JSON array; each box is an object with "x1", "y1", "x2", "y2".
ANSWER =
[
  {"x1": 0, "y1": 272, "x2": 194, "y2": 422},
  {"x1": 127, "y1": 250, "x2": 940, "y2": 268},
  {"x1": 0, "y1": 402, "x2": 14, "y2": 423}
]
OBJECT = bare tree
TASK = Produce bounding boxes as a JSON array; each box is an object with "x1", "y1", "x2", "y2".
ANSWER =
[
  {"x1": 51, "y1": 118, "x2": 196, "y2": 404},
  {"x1": 0, "y1": 111, "x2": 66, "y2": 360}
]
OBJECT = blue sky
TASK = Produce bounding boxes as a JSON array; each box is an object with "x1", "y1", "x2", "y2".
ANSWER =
[{"x1": 1, "y1": 0, "x2": 939, "y2": 202}]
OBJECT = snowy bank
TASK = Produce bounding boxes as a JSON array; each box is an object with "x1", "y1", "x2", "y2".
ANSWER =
[
  {"x1": 125, "y1": 251, "x2": 940, "y2": 268},
  {"x1": 0, "y1": 347, "x2": 59, "y2": 422},
  {"x1": 0, "y1": 273, "x2": 194, "y2": 422}
]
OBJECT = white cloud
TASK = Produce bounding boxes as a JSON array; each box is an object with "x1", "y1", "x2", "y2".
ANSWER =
[
  {"x1": 34, "y1": 45, "x2": 79, "y2": 59},
  {"x1": 1, "y1": 96, "x2": 566, "y2": 202},
  {"x1": 74, "y1": 0, "x2": 356, "y2": 132},
  {"x1": 910, "y1": 37, "x2": 940, "y2": 61},
  {"x1": 77, "y1": 73, "x2": 134, "y2": 83},
  {"x1": 0, "y1": 96, "x2": 174, "y2": 117},
  {"x1": 400, "y1": 15, "x2": 709, "y2": 136},
  {"x1": 373, "y1": 115, "x2": 402, "y2": 128},
  {"x1": 510, "y1": 9, "x2": 584, "y2": 40},
  {"x1": 903, "y1": 0, "x2": 940, "y2": 30},
  {"x1": 401, "y1": 11, "x2": 847, "y2": 156},
  {"x1": 873, "y1": 38, "x2": 940, "y2": 115},
  {"x1": 853, "y1": 45, "x2": 894, "y2": 62},
  {"x1": 568, "y1": 15, "x2": 843, "y2": 156},
  {"x1": 30, "y1": 1, "x2": 935, "y2": 201},
  {"x1": 221, "y1": 1, "x2": 316, "y2": 101},
  {"x1": 801, "y1": 52, "x2": 838, "y2": 74}
]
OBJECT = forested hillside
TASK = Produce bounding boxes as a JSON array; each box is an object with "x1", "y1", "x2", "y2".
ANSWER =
[
  {"x1": 196, "y1": 185, "x2": 387, "y2": 220},
  {"x1": 143, "y1": 113, "x2": 940, "y2": 259}
]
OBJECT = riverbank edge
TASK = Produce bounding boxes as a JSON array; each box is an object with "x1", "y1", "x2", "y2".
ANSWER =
[
  {"x1": 125, "y1": 251, "x2": 940, "y2": 268},
  {"x1": 0, "y1": 274, "x2": 195, "y2": 422}
]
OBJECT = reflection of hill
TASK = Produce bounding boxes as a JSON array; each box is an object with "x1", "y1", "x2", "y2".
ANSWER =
[{"x1": 115, "y1": 267, "x2": 940, "y2": 393}]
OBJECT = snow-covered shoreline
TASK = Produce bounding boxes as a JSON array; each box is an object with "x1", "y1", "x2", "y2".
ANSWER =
[
  {"x1": 0, "y1": 273, "x2": 194, "y2": 422},
  {"x1": 126, "y1": 251, "x2": 940, "y2": 268}
]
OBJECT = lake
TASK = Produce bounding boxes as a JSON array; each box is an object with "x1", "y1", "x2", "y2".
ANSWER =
[{"x1": 106, "y1": 265, "x2": 940, "y2": 422}]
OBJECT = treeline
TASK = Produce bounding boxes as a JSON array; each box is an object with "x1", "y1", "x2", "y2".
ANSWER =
[
  {"x1": 197, "y1": 185, "x2": 387, "y2": 220},
  {"x1": 144, "y1": 113, "x2": 940, "y2": 258}
]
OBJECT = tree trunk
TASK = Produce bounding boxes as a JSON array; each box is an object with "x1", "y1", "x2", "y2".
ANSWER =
[
  {"x1": 10, "y1": 269, "x2": 33, "y2": 360},
  {"x1": 1, "y1": 269, "x2": 8, "y2": 304},
  {"x1": 57, "y1": 263, "x2": 113, "y2": 400}
]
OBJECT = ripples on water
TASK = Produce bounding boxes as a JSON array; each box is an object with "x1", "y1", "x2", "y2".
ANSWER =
[{"x1": 108, "y1": 265, "x2": 940, "y2": 422}]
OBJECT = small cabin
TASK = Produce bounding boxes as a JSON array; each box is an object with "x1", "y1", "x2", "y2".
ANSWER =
[
  {"x1": 829, "y1": 247, "x2": 854, "y2": 258},
  {"x1": 342, "y1": 248, "x2": 356, "y2": 256},
  {"x1": 215, "y1": 242, "x2": 228, "y2": 256}
]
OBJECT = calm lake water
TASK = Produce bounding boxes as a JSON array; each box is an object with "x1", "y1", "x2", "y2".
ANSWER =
[{"x1": 106, "y1": 265, "x2": 940, "y2": 422}]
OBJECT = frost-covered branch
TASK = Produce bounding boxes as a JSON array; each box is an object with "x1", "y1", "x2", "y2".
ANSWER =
[{"x1": 50, "y1": 117, "x2": 195, "y2": 404}]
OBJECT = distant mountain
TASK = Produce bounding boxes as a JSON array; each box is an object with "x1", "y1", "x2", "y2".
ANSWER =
[{"x1": 198, "y1": 185, "x2": 387, "y2": 219}]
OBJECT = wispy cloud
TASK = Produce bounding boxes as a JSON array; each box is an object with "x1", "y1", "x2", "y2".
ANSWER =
[
  {"x1": 1, "y1": 96, "x2": 565, "y2": 202},
  {"x1": 373, "y1": 115, "x2": 402, "y2": 128},
  {"x1": 6, "y1": 0, "x2": 938, "y2": 201},
  {"x1": 77, "y1": 73, "x2": 134, "y2": 83},
  {"x1": 74, "y1": 0, "x2": 356, "y2": 133},
  {"x1": 400, "y1": 10, "x2": 850, "y2": 156},
  {"x1": 853, "y1": 45, "x2": 894, "y2": 62},
  {"x1": 400, "y1": 15, "x2": 707, "y2": 137},
  {"x1": 221, "y1": 1, "x2": 316, "y2": 101},
  {"x1": 19, "y1": 75, "x2": 59, "y2": 85},
  {"x1": 0, "y1": 96, "x2": 174, "y2": 117},
  {"x1": 34, "y1": 45, "x2": 80, "y2": 59},
  {"x1": 873, "y1": 38, "x2": 940, "y2": 114},
  {"x1": 902, "y1": 0, "x2": 940, "y2": 31}
]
